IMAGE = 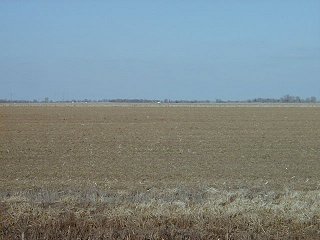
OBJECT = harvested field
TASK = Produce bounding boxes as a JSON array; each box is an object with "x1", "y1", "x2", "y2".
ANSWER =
[{"x1": 1, "y1": 104, "x2": 320, "y2": 239}]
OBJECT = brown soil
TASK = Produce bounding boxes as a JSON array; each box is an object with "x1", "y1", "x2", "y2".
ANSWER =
[{"x1": 1, "y1": 104, "x2": 319, "y2": 239}]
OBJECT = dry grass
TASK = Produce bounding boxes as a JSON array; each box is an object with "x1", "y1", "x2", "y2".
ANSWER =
[
  {"x1": 1, "y1": 104, "x2": 320, "y2": 239},
  {"x1": 1, "y1": 187, "x2": 320, "y2": 239}
]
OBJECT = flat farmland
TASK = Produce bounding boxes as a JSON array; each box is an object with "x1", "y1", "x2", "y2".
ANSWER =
[{"x1": 1, "y1": 104, "x2": 320, "y2": 239}]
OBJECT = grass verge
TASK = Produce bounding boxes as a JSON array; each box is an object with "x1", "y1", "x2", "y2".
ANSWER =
[{"x1": 1, "y1": 187, "x2": 319, "y2": 239}]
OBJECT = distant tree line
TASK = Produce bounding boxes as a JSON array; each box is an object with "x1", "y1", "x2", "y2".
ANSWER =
[
  {"x1": 246, "y1": 95, "x2": 317, "y2": 103},
  {"x1": 0, "y1": 95, "x2": 317, "y2": 104}
]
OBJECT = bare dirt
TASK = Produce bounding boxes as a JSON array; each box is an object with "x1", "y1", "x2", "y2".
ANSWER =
[{"x1": 1, "y1": 104, "x2": 319, "y2": 239}]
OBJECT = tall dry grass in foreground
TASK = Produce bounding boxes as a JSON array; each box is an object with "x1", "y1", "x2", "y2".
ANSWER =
[{"x1": 1, "y1": 187, "x2": 319, "y2": 239}]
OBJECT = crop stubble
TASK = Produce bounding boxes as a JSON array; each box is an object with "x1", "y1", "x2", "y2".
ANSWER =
[{"x1": 0, "y1": 104, "x2": 320, "y2": 239}]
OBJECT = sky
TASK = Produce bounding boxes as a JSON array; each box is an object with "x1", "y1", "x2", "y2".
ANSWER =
[{"x1": 0, "y1": 0, "x2": 320, "y2": 101}]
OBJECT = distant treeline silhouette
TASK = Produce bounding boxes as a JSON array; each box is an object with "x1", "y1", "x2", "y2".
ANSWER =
[{"x1": 0, "y1": 95, "x2": 317, "y2": 103}]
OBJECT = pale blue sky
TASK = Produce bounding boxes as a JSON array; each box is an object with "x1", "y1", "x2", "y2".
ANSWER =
[{"x1": 1, "y1": 0, "x2": 319, "y2": 101}]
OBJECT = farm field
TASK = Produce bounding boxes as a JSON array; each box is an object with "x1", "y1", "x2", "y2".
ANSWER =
[{"x1": 1, "y1": 104, "x2": 320, "y2": 239}]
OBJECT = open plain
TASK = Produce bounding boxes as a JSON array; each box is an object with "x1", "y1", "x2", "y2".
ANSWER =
[{"x1": 1, "y1": 104, "x2": 320, "y2": 239}]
